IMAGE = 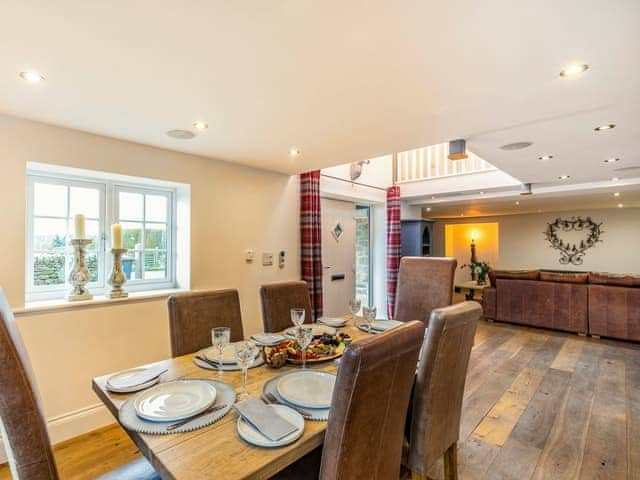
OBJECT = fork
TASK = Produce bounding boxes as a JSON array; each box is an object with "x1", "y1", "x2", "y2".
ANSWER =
[
  {"x1": 195, "y1": 355, "x2": 221, "y2": 369},
  {"x1": 166, "y1": 403, "x2": 227, "y2": 431},
  {"x1": 262, "y1": 392, "x2": 313, "y2": 420}
]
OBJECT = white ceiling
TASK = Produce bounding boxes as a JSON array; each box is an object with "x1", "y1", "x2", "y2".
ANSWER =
[{"x1": 1, "y1": 1, "x2": 639, "y2": 176}]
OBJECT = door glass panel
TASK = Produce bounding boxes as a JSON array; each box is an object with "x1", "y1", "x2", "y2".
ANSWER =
[{"x1": 354, "y1": 206, "x2": 371, "y2": 307}]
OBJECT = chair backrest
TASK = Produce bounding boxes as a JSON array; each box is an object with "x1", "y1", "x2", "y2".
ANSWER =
[
  {"x1": 0, "y1": 288, "x2": 58, "y2": 480},
  {"x1": 394, "y1": 257, "x2": 457, "y2": 325},
  {"x1": 259, "y1": 281, "x2": 312, "y2": 333},
  {"x1": 319, "y1": 321, "x2": 424, "y2": 480},
  {"x1": 406, "y1": 301, "x2": 481, "y2": 475},
  {"x1": 167, "y1": 289, "x2": 244, "y2": 357}
]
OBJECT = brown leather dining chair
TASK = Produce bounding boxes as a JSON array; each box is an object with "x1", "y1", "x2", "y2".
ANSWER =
[
  {"x1": 0, "y1": 288, "x2": 159, "y2": 480},
  {"x1": 167, "y1": 289, "x2": 244, "y2": 357},
  {"x1": 405, "y1": 301, "x2": 481, "y2": 480},
  {"x1": 394, "y1": 257, "x2": 457, "y2": 326},
  {"x1": 273, "y1": 320, "x2": 425, "y2": 480},
  {"x1": 260, "y1": 281, "x2": 313, "y2": 333}
]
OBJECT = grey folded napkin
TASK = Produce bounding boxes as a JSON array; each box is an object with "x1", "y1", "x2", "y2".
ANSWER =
[
  {"x1": 233, "y1": 398, "x2": 298, "y2": 441},
  {"x1": 371, "y1": 319, "x2": 403, "y2": 331},
  {"x1": 107, "y1": 366, "x2": 167, "y2": 390},
  {"x1": 251, "y1": 333, "x2": 285, "y2": 345}
]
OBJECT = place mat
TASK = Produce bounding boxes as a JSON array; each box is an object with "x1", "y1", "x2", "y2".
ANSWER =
[
  {"x1": 194, "y1": 349, "x2": 265, "y2": 371},
  {"x1": 119, "y1": 379, "x2": 235, "y2": 435},
  {"x1": 262, "y1": 374, "x2": 330, "y2": 421}
]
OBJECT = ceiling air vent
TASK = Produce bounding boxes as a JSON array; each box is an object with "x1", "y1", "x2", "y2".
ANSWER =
[{"x1": 500, "y1": 141, "x2": 533, "y2": 151}]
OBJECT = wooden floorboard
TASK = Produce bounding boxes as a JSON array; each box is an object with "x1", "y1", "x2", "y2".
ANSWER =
[{"x1": 1, "y1": 320, "x2": 639, "y2": 479}]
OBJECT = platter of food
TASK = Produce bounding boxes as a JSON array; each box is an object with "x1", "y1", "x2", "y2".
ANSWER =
[{"x1": 264, "y1": 333, "x2": 352, "y2": 365}]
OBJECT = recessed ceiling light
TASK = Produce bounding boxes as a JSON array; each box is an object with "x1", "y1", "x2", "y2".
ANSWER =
[
  {"x1": 431, "y1": 196, "x2": 436, "y2": 200},
  {"x1": 558, "y1": 175, "x2": 571, "y2": 180},
  {"x1": 614, "y1": 192, "x2": 620, "y2": 197},
  {"x1": 426, "y1": 207, "x2": 432, "y2": 212},
  {"x1": 479, "y1": 191, "x2": 485, "y2": 195},
  {"x1": 538, "y1": 155, "x2": 553, "y2": 161},
  {"x1": 500, "y1": 142, "x2": 533, "y2": 151},
  {"x1": 515, "y1": 201, "x2": 520, "y2": 205},
  {"x1": 612, "y1": 177, "x2": 620, "y2": 182},
  {"x1": 192, "y1": 121, "x2": 208, "y2": 130},
  {"x1": 603, "y1": 157, "x2": 620, "y2": 164},
  {"x1": 289, "y1": 147, "x2": 301, "y2": 157},
  {"x1": 594, "y1": 124, "x2": 616, "y2": 131},
  {"x1": 560, "y1": 63, "x2": 589, "y2": 77},
  {"x1": 166, "y1": 129, "x2": 195, "y2": 140},
  {"x1": 19, "y1": 71, "x2": 45, "y2": 83},
  {"x1": 618, "y1": 203, "x2": 624, "y2": 208}
]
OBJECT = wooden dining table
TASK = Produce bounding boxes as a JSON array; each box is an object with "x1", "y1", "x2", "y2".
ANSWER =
[{"x1": 92, "y1": 317, "x2": 370, "y2": 480}]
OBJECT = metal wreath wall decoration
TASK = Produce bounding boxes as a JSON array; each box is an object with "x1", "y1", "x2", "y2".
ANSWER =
[{"x1": 543, "y1": 216, "x2": 604, "y2": 265}]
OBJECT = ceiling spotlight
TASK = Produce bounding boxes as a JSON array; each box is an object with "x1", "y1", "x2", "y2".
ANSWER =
[
  {"x1": 558, "y1": 175, "x2": 571, "y2": 180},
  {"x1": 500, "y1": 142, "x2": 533, "y2": 151},
  {"x1": 426, "y1": 207, "x2": 432, "y2": 212},
  {"x1": 594, "y1": 124, "x2": 616, "y2": 131},
  {"x1": 289, "y1": 147, "x2": 301, "y2": 157},
  {"x1": 515, "y1": 201, "x2": 520, "y2": 205},
  {"x1": 603, "y1": 157, "x2": 620, "y2": 164},
  {"x1": 479, "y1": 191, "x2": 485, "y2": 195},
  {"x1": 538, "y1": 155, "x2": 553, "y2": 161},
  {"x1": 560, "y1": 63, "x2": 589, "y2": 77},
  {"x1": 618, "y1": 203, "x2": 624, "y2": 208},
  {"x1": 431, "y1": 196, "x2": 436, "y2": 200},
  {"x1": 19, "y1": 71, "x2": 45, "y2": 83},
  {"x1": 612, "y1": 177, "x2": 620, "y2": 182},
  {"x1": 614, "y1": 192, "x2": 620, "y2": 197},
  {"x1": 192, "y1": 121, "x2": 208, "y2": 130}
]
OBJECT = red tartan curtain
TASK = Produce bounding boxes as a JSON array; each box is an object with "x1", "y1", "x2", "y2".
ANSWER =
[
  {"x1": 386, "y1": 185, "x2": 401, "y2": 319},
  {"x1": 300, "y1": 171, "x2": 323, "y2": 320}
]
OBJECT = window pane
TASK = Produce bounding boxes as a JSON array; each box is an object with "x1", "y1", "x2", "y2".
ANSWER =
[
  {"x1": 145, "y1": 223, "x2": 167, "y2": 249},
  {"x1": 33, "y1": 252, "x2": 66, "y2": 286},
  {"x1": 119, "y1": 192, "x2": 143, "y2": 221},
  {"x1": 121, "y1": 222, "x2": 143, "y2": 250},
  {"x1": 145, "y1": 194, "x2": 167, "y2": 222},
  {"x1": 70, "y1": 186, "x2": 100, "y2": 218},
  {"x1": 34, "y1": 218, "x2": 68, "y2": 251},
  {"x1": 33, "y1": 218, "x2": 68, "y2": 286},
  {"x1": 84, "y1": 220, "x2": 100, "y2": 252},
  {"x1": 34, "y1": 183, "x2": 67, "y2": 217},
  {"x1": 143, "y1": 250, "x2": 167, "y2": 280}
]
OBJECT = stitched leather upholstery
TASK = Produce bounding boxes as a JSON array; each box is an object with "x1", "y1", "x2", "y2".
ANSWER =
[
  {"x1": 272, "y1": 321, "x2": 424, "y2": 480},
  {"x1": 482, "y1": 287, "x2": 497, "y2": 319},
  {"x1": 588, "y1": 283, "x2": 640, "y2": 340},
  {"x1": 0, "y1": 289, "x2": 157, "y2": 480},
  {"x1": 394, "y1": 257, "x2": 457, "y2": 326},
  {"x1": 260, "y1": 281, "x2": 313, "y2": 333},
  {"x1": 406, "y1": 302, "x2": 481, "y2": 475},
  {"x1": 167, "y1": 289, "x2": 244, "y2": 357}
]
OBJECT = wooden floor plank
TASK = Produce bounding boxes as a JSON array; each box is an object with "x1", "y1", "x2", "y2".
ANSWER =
[
  {"x1": 457, "y1": 437, "x2": 500, "y2": 480},
  {"x1": 485, "y1": 437, "x2": 541, "y2": 480},
  {"x1": 626, "y1": 348, "x2": 640, "y2": 479},
  {"x1": 578, "y1": 351, "x2": 628, "y2": 479},
  {"x1": 549, "y1": 337, "x2": 584, "y2": 372}
]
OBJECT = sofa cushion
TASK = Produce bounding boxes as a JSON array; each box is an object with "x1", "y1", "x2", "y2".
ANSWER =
[
  {"x1": 589, "y1": 272, "x2": 640, "y2": 288},
  {"x1": 489, "y1": 269, "x2": 539, "y2": 286},
  {"x1": 539, "y1": 271, "x2": 589, "y2": 284}
]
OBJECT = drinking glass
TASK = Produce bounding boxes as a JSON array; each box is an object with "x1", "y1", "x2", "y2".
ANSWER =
[
  {"x1": 362, "y1": 306, "x2": 377, "y2": 333},
  {"x1": 211, "y1": 327, "x2": 231, "y2": 376},
  {"x1": 235, "y1": 341, "x2": 259, "y2": 400},
  {"x1": 295, "y1": 326, "x2": 314, "y2": 369},
  {"x1": 290, "y1": 307, "x2": 305, "y2": 328},
  {"x1": 348, "y1": 298, "x2": 362, "y2": 321}
]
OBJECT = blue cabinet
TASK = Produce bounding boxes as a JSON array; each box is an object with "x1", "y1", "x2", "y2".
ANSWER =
[{"x1": 401, "y1": 220, "x2": 434, "y2": 257}]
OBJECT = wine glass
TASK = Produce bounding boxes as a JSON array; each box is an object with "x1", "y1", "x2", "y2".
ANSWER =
[
  {"x1": 295, "y1": 326, "x2": 314, "y2": 369},
  {"x1": 362, "y1": 306, "x2": 377, "y2": 333},
  {"x1": 348, "y1": 298, "x2": 362, "y2": 321},
  {"x1": 235, "y1": 341, "x2": 259, "y2": 401},
  {"x1": 290, "y1": 307, "x2": 305, "y2": 328},
  {"x1": 211, "y1": 327, "x2": 231, "y2": 376}
]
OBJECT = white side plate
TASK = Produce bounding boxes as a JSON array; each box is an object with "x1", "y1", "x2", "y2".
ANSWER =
[
  {"x1": 237, "y1": 405, "x2": 304, "y2": 448},
  {"x1": 284, "y1": 324, "x2": 337, "y2": 338},
  {"x1": 134, "y1": 380, "x2": 217, "y2": 422},
  {"x1": 276, "y1": 371, "x2": 336, "y2": 409}
]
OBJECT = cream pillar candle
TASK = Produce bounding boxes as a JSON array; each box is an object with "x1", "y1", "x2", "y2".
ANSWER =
[
  {"x1": 111, "y1": 224, "x2": 123, "y2": 249},
  {"x1": 74, "y1": 214, "x2": 86, "y2": 239}
]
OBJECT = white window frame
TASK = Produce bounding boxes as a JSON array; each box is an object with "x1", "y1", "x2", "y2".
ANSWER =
[{"x1": 26, "y1": 171, "x2": 177, "y2": 302}]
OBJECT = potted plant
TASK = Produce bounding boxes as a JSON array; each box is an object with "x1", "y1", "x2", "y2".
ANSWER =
[{"x1": 462, "y1": 261, "x2": 492, "y2": 285}]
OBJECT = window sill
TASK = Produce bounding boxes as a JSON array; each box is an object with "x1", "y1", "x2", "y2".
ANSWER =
[{"x1": 15, "y1": 288, "x2": 189, "y2": 316}]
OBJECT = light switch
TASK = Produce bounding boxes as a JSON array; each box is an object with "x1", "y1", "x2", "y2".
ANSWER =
[
  {"x1": 262, "y1": 252, "x2": 274, "y2": 266},
  {"x1": 245, "y1": 249, "x2": 255, "y2": 263},
  {"x1": 279, "y1": 250, "x2": 285, "y2": 269}
]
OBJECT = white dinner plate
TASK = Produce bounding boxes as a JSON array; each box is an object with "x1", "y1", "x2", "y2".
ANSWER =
[
  {"x1": 134, "y1": 380, "x2": 217, "y2": 422},
  {"x1": 318, "y1": 317, "x2": 347, "y2": 328},
  {"x1": 204, "y1": 343, "x2": 260, "y2": 365},
  {"x1": 251, "y1": 333, "x2": 286, "y2": 346},
  {"x1": 276, "y1": 371, "x2": 336, "y2": 409},
  {"x1": 107, "y1": 377, "x2": 159, "y2": 394},
  {"x1": 284, "y1": 324, "x2": 337, "y2": 338},
  {"x1": 237, "y1": 404, "x2": 304, "y2": 448},
  {"x1": 106, "y1": 367, "x2": 164, "y2": 393}
]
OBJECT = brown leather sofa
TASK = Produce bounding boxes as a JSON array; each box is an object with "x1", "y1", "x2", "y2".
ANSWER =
[{"x1": 482, "y1": 270, "x2": 640, "y2": 341}]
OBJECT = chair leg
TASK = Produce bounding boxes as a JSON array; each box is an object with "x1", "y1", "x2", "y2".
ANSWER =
[{"x1": 443, "y1": 442, "x2": 458, "y2": 480}]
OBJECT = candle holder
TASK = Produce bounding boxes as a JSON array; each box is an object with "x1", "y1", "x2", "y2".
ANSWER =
[
  {"x1": 67, "y1": 239, "x2": 94, "y2": 301},
  {"x1": 107, "y1": 248, "x2": 129, "y2": 299}
]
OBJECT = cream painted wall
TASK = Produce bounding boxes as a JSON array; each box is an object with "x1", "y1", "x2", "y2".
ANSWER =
[
  {"x1": 444, "y1": 223, "x2": 500, "y2": 284},
  {"x1": 432, "y1": 208, "x2": 640, "y2": 275},
  {"x1": 0, "y1": 114, "x2": 299, "y2": 448}
]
